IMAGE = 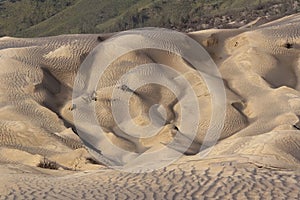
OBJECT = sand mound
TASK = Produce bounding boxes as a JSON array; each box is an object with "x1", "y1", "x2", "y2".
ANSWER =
[{"x1": 0, "y1": 14, "x2": 300, "y2": 199}]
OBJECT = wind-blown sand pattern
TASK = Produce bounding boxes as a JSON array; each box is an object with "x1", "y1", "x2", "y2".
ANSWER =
[{"x1": 1, "y1": 14, "x2": 300, "y2": 199}]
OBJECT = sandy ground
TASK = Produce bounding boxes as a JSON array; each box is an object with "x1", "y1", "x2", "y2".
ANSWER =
[
  {"x1": 0, "y1": 14, "x2": 300, "y2": 199},
  {"x1": 1, "y1": 157, "x2": 300, "y2": 199}
]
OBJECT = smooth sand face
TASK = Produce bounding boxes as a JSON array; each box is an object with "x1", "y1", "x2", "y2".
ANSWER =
[{"x1": 0, "y1": 14, "x2": 300, "y2": 199}]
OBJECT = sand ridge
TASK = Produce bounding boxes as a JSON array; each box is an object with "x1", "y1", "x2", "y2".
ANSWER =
[{"x1": 0, "y1": 14, "x2": 300, "y2": 199}]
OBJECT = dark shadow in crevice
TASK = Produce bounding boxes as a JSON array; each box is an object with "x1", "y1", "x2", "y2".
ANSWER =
[{"x1": 283, "y1": 42, "x2": 293, "y2": 49}]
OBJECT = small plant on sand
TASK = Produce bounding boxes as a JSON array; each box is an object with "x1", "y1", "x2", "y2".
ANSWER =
[{"x1": 37, "y1": 157, "x2": 59, "y2": 170}]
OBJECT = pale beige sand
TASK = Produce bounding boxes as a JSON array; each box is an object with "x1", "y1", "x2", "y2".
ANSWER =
[
  {"x1": 1, "y1": 157, "x2": 300, "y2": 199},
  {"x1": 0, "y1": 14, "x2": 300, "y2": 199}
]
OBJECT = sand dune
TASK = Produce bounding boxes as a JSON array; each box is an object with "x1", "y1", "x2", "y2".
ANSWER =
[
  {"x1": 0, "y1": 14, "x2": 300, "y2": 199},
  {"x1": 1, "y1": 157, "x2": 300, "y2": 199}
]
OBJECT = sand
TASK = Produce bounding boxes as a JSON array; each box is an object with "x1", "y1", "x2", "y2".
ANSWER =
[{"x1": 0, "y1": 14, "x2": 300, "y2": 199}]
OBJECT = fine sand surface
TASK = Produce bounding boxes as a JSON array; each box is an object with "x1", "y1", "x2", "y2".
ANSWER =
[{"x1": 0, "y1": 14, "x2": 300, "y2": 199}]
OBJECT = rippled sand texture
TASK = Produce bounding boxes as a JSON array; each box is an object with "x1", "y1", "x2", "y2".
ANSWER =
[
  {"x1": 1, "y1": 14, "x2": 300, "y2": 199},
  {"x1": 1, "y1": 157, "x2": 300, "y2": 199}
]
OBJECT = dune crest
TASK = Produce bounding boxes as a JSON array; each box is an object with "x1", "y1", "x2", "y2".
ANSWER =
[{"x1": 0, "y1": 14, "x2": 300, "y2": 199}]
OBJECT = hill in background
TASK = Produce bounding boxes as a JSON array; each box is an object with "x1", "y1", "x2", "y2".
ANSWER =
[{"x1": 0, "y1": 0, "x2": 299, "y2": 37}]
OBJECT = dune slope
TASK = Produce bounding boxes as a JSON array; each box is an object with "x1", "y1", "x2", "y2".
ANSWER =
[{"x1": 0, "y1": 14, "x2": 300, "y2": 199}]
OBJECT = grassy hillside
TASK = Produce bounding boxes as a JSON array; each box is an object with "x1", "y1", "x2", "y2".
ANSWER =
[
  {"x1": 0, "y1": 0, "x2": 77, "y2": 36},
  {"x1": 0, "y1": 0, "x2": 299, "y2": 37}
]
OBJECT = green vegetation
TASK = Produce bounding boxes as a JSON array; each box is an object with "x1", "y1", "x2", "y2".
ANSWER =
[
  {"x1": 0, "y1": 0, "x2": 77, "y2": 36},
  {"x1": 0, "y1": 0, "x2": 299, "y2": 37}
]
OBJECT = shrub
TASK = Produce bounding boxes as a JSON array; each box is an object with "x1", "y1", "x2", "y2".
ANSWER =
[{"x1": 37, "y1": 157, "x2": 59, "y2": 170}]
